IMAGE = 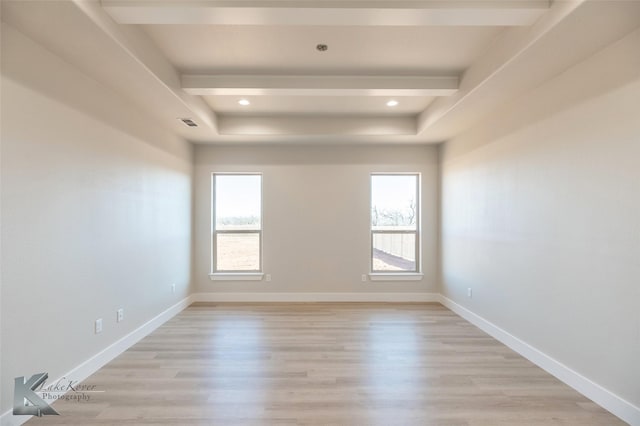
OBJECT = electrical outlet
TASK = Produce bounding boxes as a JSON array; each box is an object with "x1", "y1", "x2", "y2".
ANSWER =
[
  {"x1": 467, "y1": 288, "x2": 473, "y2": 298},
  {"x1": 361, "y1": 274, "x2": 367, "y2": 282},
  {"x1": 117, "y1": 308, "x2": 124, "y2": 323},
  {"x1": 171, "y1": 283, "x2": 176, "y2": 293},
  {"x1": 266, "y1": 274, "x2": 272, "y2": 282},
  {"x1": 95, "y1": 318, "x2": 103, "y2": 334}
]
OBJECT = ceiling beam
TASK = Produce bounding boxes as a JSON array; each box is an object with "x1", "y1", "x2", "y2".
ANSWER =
[
  {"x1": 218, "y1": 116, "x2": 417, "y2": 136},
  {"x1": 72, "y1": 0, "x2": 218, "y2": 131},
  {"x1": 182, "y1": 75, "x2": 459, "y2": 97},
  {"x1": 417, "y1": 0, "x2": 585, "y2": 135},
  {"x1": 101, "y1": 0, "x2": 549, "y2": 26}
]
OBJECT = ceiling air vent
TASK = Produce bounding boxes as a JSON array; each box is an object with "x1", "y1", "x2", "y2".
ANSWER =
[{"x1": 179, "y1": 118, "x2": 198, "y2": 127}]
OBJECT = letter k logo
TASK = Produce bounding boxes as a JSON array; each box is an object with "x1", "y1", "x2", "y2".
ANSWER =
[{"x1": 13, "y1": 373, "x2": 59, "y2": 416}]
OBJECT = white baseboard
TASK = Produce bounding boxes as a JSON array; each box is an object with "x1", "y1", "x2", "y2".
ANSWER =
[
  {"x1": 0, "y1": 295, "x2": 194, "y2": 426},
  {"x1": 4, "y1": 293, "x2": 636, "y2": 426},
  {"x1": 192, "y1": 292, "x2": 440, "y2": 303},
  {"x1": 438, "y1": 295, "x2": 640, "y2": 426}
]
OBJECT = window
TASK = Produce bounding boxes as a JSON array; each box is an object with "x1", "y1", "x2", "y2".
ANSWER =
[
  {"x1": 371, "y1": 174, "x2": 420, "y2": 274},
  {"x1": 212, "y1": 174, "x2": 262, "y2": 274}
]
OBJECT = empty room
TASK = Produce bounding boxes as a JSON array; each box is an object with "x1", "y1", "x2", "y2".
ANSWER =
[{"x1": 1, "y1": 0, "x2": 639, "y2": 425}]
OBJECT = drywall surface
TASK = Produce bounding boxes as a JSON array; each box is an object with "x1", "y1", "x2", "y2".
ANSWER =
[
  {"x1": 194, "y1": 144, "x2": 439, "y2": 295},
  {"x1": 440, "y1": 28, "x2": 640, "y2": 408},
  {"x1": 0, "y1": 25, "x2": 193, "y2": 414}
]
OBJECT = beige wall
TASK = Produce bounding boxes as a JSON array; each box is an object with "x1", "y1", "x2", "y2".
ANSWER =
[
  {"x1": 0, "y1": 25, "x2": 193, "y2": 413},
  {"x1": 2, "y1": 8, "x2": 638, "y2": 422},
  {"x1": 440, "y1": 28, "x2": 640, "y2": 408},
  {"x1": 194, "y1": 144, "x2": 439, "y2": 295}
]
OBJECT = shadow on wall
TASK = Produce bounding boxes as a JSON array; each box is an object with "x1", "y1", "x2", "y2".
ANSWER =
[
  {"x1": 442, "y1": 28, "x2": 640, "y2": 161},
  {"x1": 1, "y1": 24, "x2": 190, "y2": 160}
]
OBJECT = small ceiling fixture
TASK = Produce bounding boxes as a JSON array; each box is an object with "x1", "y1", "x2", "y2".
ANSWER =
[
  {"x1": 386, "y1": 100, "x2": 399, "y2": 107},
  {"x1": 316, "y1": 44, "x2": 328, "y2": 52},
  {"x1": 179, "y1": 118, "x2": 198, "y2": 127},
  {"x1": 238, "y1": 99, "x2": 250, "y2": 106}
]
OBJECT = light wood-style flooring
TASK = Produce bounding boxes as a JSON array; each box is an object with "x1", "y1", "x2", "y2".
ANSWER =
[{"x1": 29, "y1": 303, "x2": 625, "y2": 425}]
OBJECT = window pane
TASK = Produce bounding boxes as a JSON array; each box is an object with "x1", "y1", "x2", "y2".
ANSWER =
[
  {"x1": 372, "y1": 233, "x2": 416, "y2": 272},
  {"x1": 216, "y1": 233, "x2": 260, "y2": 271},
  {"x1": 215, "y1": 175, "x2": 261, "y2": 231},
  {"x1": 371, "y1": 175, "x2": 417, "y2": 231}
]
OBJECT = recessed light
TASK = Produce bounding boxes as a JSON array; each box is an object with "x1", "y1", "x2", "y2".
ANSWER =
[
  {"x1": 238, "y1": 99, "x2": 250, "y2": 106},
  {"x1": 386, "y1": 100, "x2": 399, "y2": 107}
]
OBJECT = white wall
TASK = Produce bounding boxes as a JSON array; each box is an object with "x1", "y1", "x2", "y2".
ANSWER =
[
  {"x1": 2, "y1": 8, "x2": 637, "y2": 423},
  {"x1": 194, "y1": 144, "x2": 439, "y2": 298},
  {"x1": 440, "y1": 27, "x2": 640, "y2": 412},
  {"x1": 0, "y1": 24, "x2": 193, "y2": 414}
]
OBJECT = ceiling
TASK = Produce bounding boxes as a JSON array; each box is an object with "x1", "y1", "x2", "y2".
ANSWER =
[
  {"x1": 206, "y1": 95, "x2": 437, "y2": 116},
  {"x1": 141, "y1": 25, "x2": 503, "y2": 75},
  {"x1": 2, "y1": 0, "x2": 640, "y2": 144}
]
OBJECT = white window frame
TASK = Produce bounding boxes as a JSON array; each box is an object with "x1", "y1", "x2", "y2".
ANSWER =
[
  {"x1": 209, "y1": 173, "x2": 264, "y2": 281},
  {"x1": 369, "y1": 173, "x2": 423, "y2": 281}
]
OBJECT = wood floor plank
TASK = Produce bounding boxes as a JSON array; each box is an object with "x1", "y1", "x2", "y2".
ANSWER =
[{"x1": 26, "y1": 303, "x2": 626, "y2": 425}]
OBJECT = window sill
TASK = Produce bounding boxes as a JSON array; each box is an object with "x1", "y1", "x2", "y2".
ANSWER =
[
  {"x1": 209, "y1": 273, "x2": 264, "y2": 281},
  {"x1": 369, "y1": 273, "x2": 423, "y2": 281}
]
